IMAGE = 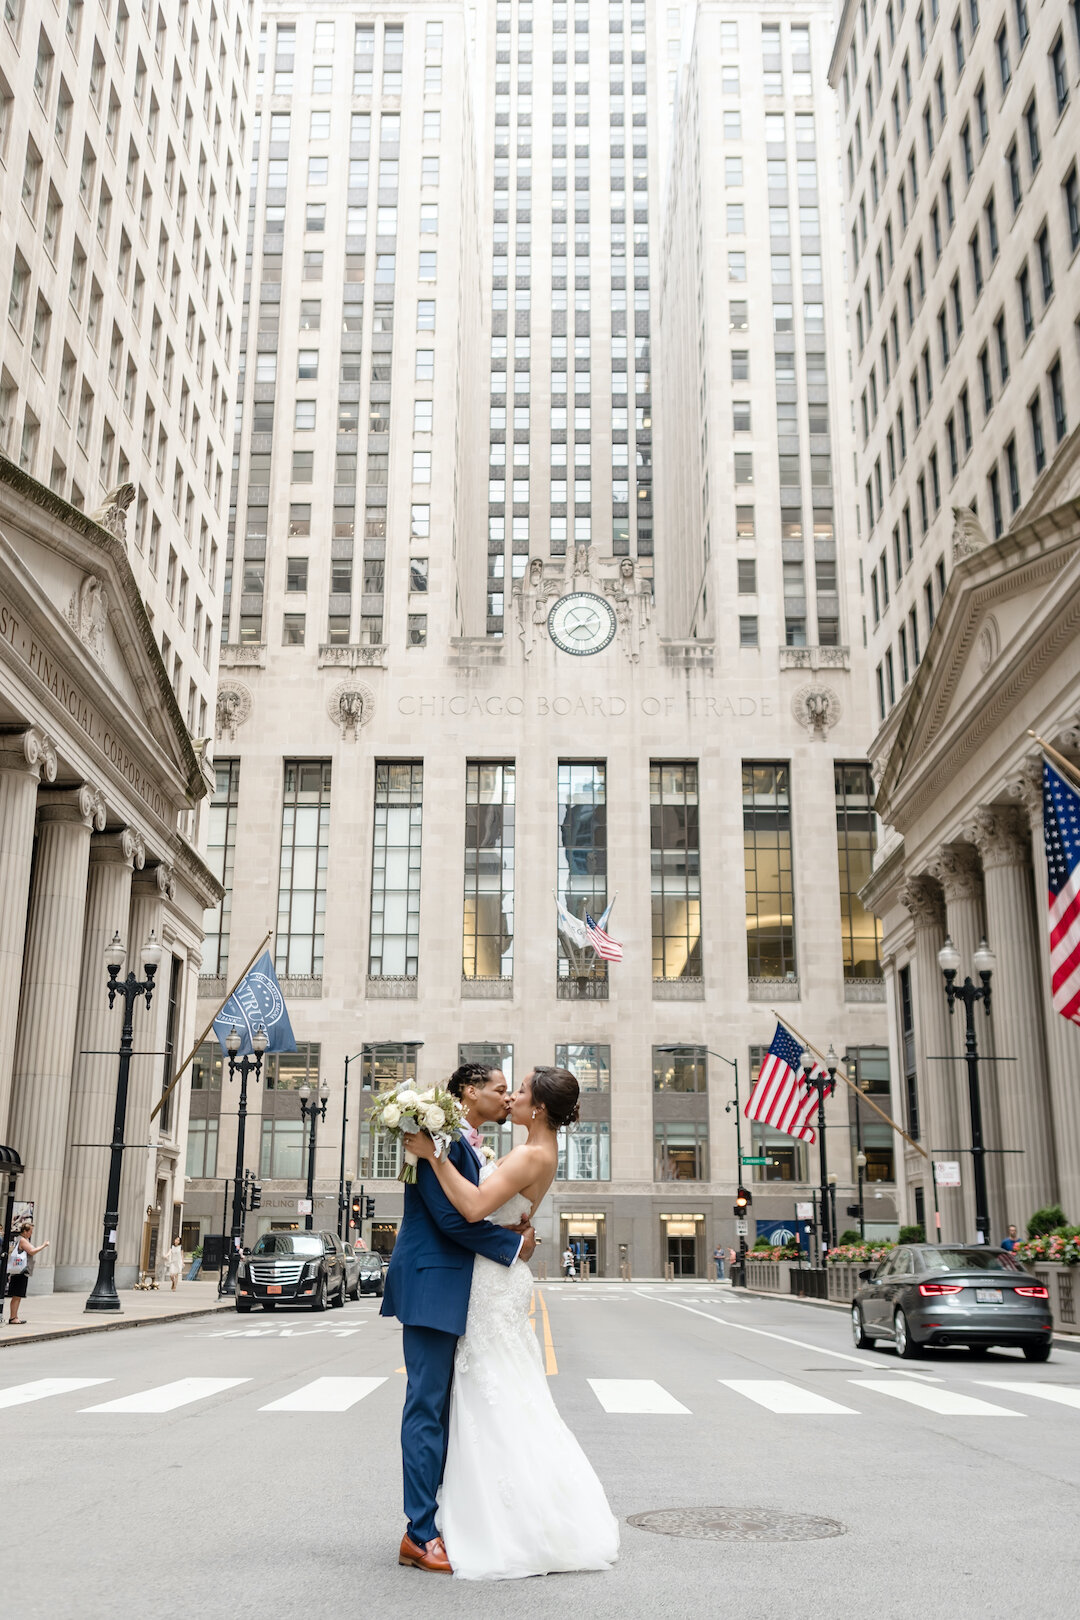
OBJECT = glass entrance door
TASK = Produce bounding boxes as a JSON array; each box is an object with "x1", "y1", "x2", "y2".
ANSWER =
[
  {"x1": 561, "y1": 1215, "x2": 605, "y2": 1277},
  {"x1": 667, "y1": 1234, "x2": 697, "y2": 1276}
]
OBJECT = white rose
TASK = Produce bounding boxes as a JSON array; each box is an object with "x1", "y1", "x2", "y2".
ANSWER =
[
  {"x1": 396, "y1": 1090, "x2": 420, "y2": 1109},
  {"x1": 419, "y1": 1089, "x2": 437, "y2": 1103},
  {"x1": 424, "y1": 1105, "x2": 446, "y2": 1131},
  {"x1": 381, "y1": 1103, "x2": 401, "y2": 1129}
]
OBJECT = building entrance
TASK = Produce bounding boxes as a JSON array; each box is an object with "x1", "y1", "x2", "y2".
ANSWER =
[
  {"x1": 662, "y1": 1214, "x2": 703, "y2": 1277},
  {"x1": 370, "y1": 1221, "x2": 398, "y2": 1257},
  {"x1": 561, "y1": 1214, "x2": 605, "y2": 1277}
]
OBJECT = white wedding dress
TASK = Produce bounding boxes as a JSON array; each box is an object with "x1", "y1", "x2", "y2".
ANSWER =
[{"x1": 437, "y1": 1171, "x2": 620, "y2": 1581}]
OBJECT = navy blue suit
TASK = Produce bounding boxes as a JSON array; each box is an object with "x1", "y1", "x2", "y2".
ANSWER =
[{"x1": 382, "y1": 1139, "x2": 520, "y2": 1545}]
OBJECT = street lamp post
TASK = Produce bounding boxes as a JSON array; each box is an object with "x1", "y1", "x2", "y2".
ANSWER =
[
  {"x1": 299, "y1": 1077, "x2": 329, "y2": 1232},
  {"x1": 220, "y1": 1023, "x2": 268, "y2": 1297},
  {"x1": 801, "y1": 1046, "x2": 836, "y2": 1255},
  {"x1": 85, "y1": 929, "x2": 164, "y2": 1312},
  {"x1": 855, "y1": 1150, "x2": 867, "y2": 1239},
  {"x1": 339, "y1": 1050, "x2": 363, "y2": 1241},
  {"x1": 847, "y1": 1053, "x2": 869, "y2": 1240},
  {"x1": 938, "y1": 933, "x2": 996, "y2": 1245}
]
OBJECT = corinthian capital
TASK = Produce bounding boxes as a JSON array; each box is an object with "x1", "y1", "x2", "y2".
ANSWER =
[
  {"x1": 1008, "y1": 755, "x2": 1044, "y2": 831},
  {"x1": 926, "y1": 844, "x2": 983, "y2": 902},
  {"x1": 963, "y1": 805, "x2": 1030, "y2": 870},
  {"x1": 898, "y1": 875, "x2": 944, "y2": 930}
]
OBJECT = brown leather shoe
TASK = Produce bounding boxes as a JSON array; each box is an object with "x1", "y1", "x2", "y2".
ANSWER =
[{"x1": 398, "y1": 1533, "x2": 452, "y2": 1573}]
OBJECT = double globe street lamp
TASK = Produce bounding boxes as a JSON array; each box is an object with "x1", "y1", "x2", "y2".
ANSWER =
[
  {"x1": 86, "y1": 928, "x2": 164, "y2": 1313},
  {"x1": 299, "y1": 1076, "x2": 329, "y2": 1232},
  {"x1": 799, "y1": 1043, "x2": 842, "y2": 1257},
  {"x1": 220, "y1": 1022, "x2": 269, "y2": 1297},
  {"x1": 937, "y1": 932, "x2": 996, "y2": 1245}
]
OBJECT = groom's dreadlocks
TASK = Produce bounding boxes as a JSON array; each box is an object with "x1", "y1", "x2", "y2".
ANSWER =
[{"x1": 447, "y1": 1062, "x2": 494, "y2": 1100}]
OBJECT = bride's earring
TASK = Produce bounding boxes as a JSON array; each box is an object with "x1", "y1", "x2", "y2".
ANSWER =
[{"x1": 531, "y1": 1108, "x2": 537, "y2": 1119}]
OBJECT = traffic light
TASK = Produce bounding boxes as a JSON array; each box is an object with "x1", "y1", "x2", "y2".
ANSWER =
[
  {"x1": 734, "y1": 1186, "x2": 751, "y2": 1213},
  {"x1": 846, "y1": 1203, "x2": 861, "y2": 1218},
  {"x1": 364, "y1": 1197, "x2": 375, "y2": 1219},
  {"x1": 249, "y1": 1181, "x2": 262, "y2": 1212},
  {"x1": 350, "y1": 1193, "x2": 362, "y2": 1226}
]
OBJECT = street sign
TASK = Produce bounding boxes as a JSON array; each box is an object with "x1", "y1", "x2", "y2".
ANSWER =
[
  {"x1": 735, "y1": 1220, "x2": 748, "y2": 1236},
  {"x1": 795, "y1": 1202, "x2": 814, "y2": 1219},
  {"x1": 741, "y1": 1155, "x2": 770, "y2": 1165},
  {"x1": 933, "y1": 1160, "x2": 961, "y2": 1187},
  {"x1": 297, "y1": 1198, "x2": 313, "y2": 1214}
]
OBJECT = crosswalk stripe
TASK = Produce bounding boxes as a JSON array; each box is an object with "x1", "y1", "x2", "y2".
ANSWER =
[
  {"x1": 259, "y1": 1377, "x2": 386, "y2": 1412},
  {"x1": 851, "y1": 1379, "x2": 1022, "y2": 1416},
  {"x1": 721, "y1": 1379, "x2": 857, "y2": 1414},
  {"x1": 81, "y1": 1378, "x2": 249, "y2": 1413},
  {"x1": 0, "y1": 1378, "x2": 111, "y2": 1409},
  {"x1": 982, "y1": 1382, "x2": 1080, "y2": 1409},
  {"x1": 588, "y1": 1378, "x2": 690, "y2": 1414}
]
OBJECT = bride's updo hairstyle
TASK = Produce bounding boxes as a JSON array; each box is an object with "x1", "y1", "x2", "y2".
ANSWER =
[
  {"x1": 447, "y1": 1061, "x2": 493, "y2": 1101},
  {"x1": 530, "y1": 1067, "x2": 581, "y2": 1130}
]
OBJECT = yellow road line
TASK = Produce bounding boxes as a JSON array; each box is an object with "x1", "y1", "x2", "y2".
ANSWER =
[{"x1": 535, "y1": 1288, "x2": 558, "y2": 1376}]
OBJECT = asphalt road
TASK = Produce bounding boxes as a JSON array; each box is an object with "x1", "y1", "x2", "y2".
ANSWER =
[{"x1": 3, "y1": 1283, "x2": 1079, "y2": 1620}]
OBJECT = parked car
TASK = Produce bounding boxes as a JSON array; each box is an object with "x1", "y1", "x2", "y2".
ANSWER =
[
  {"x1": 343, "y1": 1242, "x2": 363, "y2": 1300},
  {"x1": 357, "y1": 1250, "x2": 385, "y2": 1297},
  {"x1": 235, "y1": 1231, "x2": 347, "y2": 1312},
  {"x1": 851, "y1": 1244, "x2": 1053, "y2": 1360}
]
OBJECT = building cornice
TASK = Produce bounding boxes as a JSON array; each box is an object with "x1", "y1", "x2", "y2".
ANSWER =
[{"x1": 828, "y1": 0, "x2": 860, "y2": 87}]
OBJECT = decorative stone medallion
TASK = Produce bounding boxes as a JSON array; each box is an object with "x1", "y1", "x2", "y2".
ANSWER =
[
  {"x1": 328, "y1": 680, "x2": 375, "y2": 739},
  {"x1": 216, "y1": 683, "x2": 252, "y2": 741},
  {"x1": 791, "y1": 683, "x2": 841, "y2": 736}
]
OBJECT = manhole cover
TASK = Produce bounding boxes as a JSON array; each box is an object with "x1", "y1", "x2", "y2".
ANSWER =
[{"x1": 627, "y1": 1507, "x2": 846, "y2": 1542}]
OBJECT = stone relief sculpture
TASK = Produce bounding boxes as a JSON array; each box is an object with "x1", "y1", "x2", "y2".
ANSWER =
[
  {"x1": 89, "y1": 482, "x2": 136, "y2": 542},
  {"x1": 67, "y1": 575, "x2": 109, "y2": 664},
  {"x1": 513, "y1": 557, "x2": 561, "y2": 660},
  {"x1": 791, "y1": 684, "x2": 842, "y2": 736},
  {"x1": 328, "y1": 680, "x2": 375, "y2": 739},
  {"x1": 950, "y1": 504, "x2": 990, "y2": 562},
  {"x1": 215, "y1": 683, "x2": 253, "y2": 741},
  {"x1": 603, "y1": 556, "x2": 653, "y2": 664}
]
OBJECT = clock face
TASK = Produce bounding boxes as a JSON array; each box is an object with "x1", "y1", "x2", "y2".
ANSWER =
[{"x1": 547, "y1": 592, "x2": 617, "y2": 656}]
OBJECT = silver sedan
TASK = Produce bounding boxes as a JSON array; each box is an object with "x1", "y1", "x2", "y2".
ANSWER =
[{"x1": 851, "y1": 1245, "x2": 1053, "y2": 1361}]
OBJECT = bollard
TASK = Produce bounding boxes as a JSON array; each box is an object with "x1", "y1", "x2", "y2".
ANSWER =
[{"x1": 664, "y1": 1261, "x2": 675, "y2": 1281}]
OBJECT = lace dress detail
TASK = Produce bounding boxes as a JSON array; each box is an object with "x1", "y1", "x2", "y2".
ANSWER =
[{"x1": 437, "y1": 1168, "x2": 619, "y2": 1581}]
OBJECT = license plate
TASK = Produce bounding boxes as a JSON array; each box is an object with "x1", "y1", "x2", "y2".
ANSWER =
[
  {"x1": 267, "y1": 1284, "x2": 282, "y2": 1295},
  {"x1": 975, "y1": 1287, "x2": 1002, "y2": 1303}
]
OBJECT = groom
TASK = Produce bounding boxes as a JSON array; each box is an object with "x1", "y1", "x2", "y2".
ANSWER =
[{"x1": 382, "y1": 1063, "x2": 535, "y2": 1573}]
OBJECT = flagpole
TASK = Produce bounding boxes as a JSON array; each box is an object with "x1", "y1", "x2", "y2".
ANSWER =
[
  {"x1": 1027, "y1": 731, "x2": 1080, "y2": 791},
  {"x1": 148, "y1": 928, "x2": 273, "y2": 1123},
  {"x1": 769, "y1": 1007, "x2": 929, "y2": 1161}
]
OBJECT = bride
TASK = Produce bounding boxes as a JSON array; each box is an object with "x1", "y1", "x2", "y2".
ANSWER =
[{"x1": 404, "y1": 1066, "x2": 620, "y2": 1582}]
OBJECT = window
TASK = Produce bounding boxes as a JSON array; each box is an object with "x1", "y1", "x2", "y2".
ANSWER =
[
  {"x1": 739, "y1": 616, "x2": 759, "y2": 647},
  {"x1": 743, "y1": 763, "x2": 795, "y2": 980},
  {"x1": 1037, "y1": 225, "x2": 1053, "y2": 304},
  {"x1": 185, "y1": 1117, "x2": 218, "y2": 1179},
  {"x1": 274, "y1": 761, "x2": 330, "y2": 979},
  {"x1": 369, "y1": 762, "x2": 423, "y2": 978},
  {"x1": 899, "y1": 966, "x2": 920, "y2": 1140},
  {"x1": 462, "y1": 762, "x2": 515, "y2": 980},
  {"x1": 557, "y1": 1121, "x2": 610, "y2": 1182},
  {"x1": 654, "y1": 1122, "x2": 708, "y2": 1181},
  {"x1": 203, "y1": 759, "x2": 240, "y2": 977},
  {"x1": 1030, "y1": 390, "x2": 1047, "y2": 471},
  {"x1": 835, "y1": 764, "x2": 882, "y2": 980},
  {"x1": 1018, "y1": 262, "x2": 1033, "y2": 338},
  {"x1": 260, "y1": 1119, "x2": 305, "y2": 1180},
  {"x1": 650, "y1": 764, "x2": 701, "y2": 982},
  {"x1": 1007, "y1": 141, "x2": 1022, "y2": 212},
  {"x1": 1050, "y1": 358, "x2": 1067, "y2": 443},
  {"x1": 1005, "y1": 435, "x2": 1021, "y2": 512},
  {"x1": 1025, "y1": 97, "x2": 1040, "y2": 173},
  {"x1": 557, "y1": 763, "x2": 608, "y2": 986}
]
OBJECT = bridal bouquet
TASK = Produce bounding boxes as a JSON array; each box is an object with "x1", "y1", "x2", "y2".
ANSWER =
[{"x1": 368, "y1": 1083, "x2": 466, "y2": 1183}]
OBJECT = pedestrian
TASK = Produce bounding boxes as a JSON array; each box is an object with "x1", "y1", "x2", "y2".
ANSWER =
[
  {"x1": 166, "y1": 1236, "x2": 184, "y2": 1291},
  {"x1": 562, "y1": 1247, "x2": 577, "y2": 1281},
  {"x1": 5, "y1": 1220, "x2": 49, "y2": 1325},
  {"x1": 713, "y1": 1244, "x2": 725, "y2": 1281},
  {"x1": 1000, "y1": 1224, "x2": 1019, "y2": 1252}
]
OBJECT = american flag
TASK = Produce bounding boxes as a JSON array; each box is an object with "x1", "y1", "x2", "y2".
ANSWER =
[
  {"x1": 585, "y1": 912, "x2": 623, "y2": 962},
  {"x1": 744, "y1": 1023, "x2": 833, "y2": 1144},
  {"x1": 1043, "y1": 758, "x2": 1080, "y2": 1025}
]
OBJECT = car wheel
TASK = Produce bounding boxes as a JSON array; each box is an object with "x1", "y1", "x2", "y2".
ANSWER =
[
  {"x1": 894, "y1": 1308, "x2": 919, "y2": 1359},
  {"x1": 376, "y1": 1281, "x2": 384, "y2": 1297},
  {"x1": 350, "y1": 1279, "x2": 360, "y2": 1301},
  {"x1": 311, "y1": 1276, "x2": 327, "y2": 1312},
  {"x1": 260, "y1": 1302, "x2": 275, "y2": 1312},
  {"x1": 1023, "y1": 1339, "x2": 1052, "y2": 1363},
  {"x1": 332, "y1": 1279, "x2": 346, "y2": 1308},
  {"x1": 852, "y1": 1304, "x2": 873, "y2": 1349},
  {"x1": 235, "y1": 1299, "x2": 252, "y2": 1313}
]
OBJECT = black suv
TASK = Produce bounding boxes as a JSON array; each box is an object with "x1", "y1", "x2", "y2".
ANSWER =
[
  {"x1": 236, "y1": 1231, "x2": 347, "y2": 1312},
  {"x1": 356, "y1": 1250, "x2": 386, "y2": 1297}
]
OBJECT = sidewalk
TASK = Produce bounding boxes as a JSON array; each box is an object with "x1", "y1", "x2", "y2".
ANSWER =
[{"x1": 0, "y1": 1278, "x2": 233, "y2": 1349}]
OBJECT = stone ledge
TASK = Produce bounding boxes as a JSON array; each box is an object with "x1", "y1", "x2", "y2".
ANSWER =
[
  {"x1": 461, "y1": 977, "x2": 514, "y2": 999},
  {"x1": 366, "y1": 975, "x2": 418, "y2": 999},
  {"x1": 318, "y1": 643, "x2": 387, "y2": 669},
  {"x1": 749, "y1": 977, "x2": 801, "y2": 1001},
  {"x1": 778, "y1": 645, "x2": 850, "y2": 671},
  {"x1": 219, "y1": 643, "x2": 266, "y2": 668},
  {"x1": 652, "y1": 977, "x2": 705, "y2": 1000},
  {"x1": 844, "y1": 978, "x2": 886, "y2": 1002},
  {"x1": 279, "y1": 975, "x2": 323, "y2": 999}
]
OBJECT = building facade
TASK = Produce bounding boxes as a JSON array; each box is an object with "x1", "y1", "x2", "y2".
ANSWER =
[
  {"x1": 180, "y1": 0, "x2": 892, "y2": 1278},
  {"x1": 830, "y1": 0, "x2": 1080, "y2": 1236},
  {"x1": 1, "y1": 0, "x2": 253, "y2": 740},
  {"x1": 0, "y1": 460, "x2": 221, "y2": 1292}
]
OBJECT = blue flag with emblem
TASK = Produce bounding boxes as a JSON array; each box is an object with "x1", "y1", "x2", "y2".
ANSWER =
[{"x1": 212, "y1": 950, "x2": 297, "y2": 1056}]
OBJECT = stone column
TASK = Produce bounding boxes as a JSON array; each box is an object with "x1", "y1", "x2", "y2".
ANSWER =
[
  {"x1": 926, "y1": 844, "x2": 1006, "y2": 1237},
  {"x1": 53, "y1": 829, "x2": 145, "y2": 1291},
  {"x1": 0, "y1": 729, "x2": 56, "y2": 1135},
  {"x1": 1010, "y1": 757, "x2": 1080, "y2": 1220},
  {"x1": 965, "y1": 805, "x2": 1057, "y2": 1227},
  {"x1": 117, "y1": 863, "x2": 173, "y2": 1286},
  {"x1": 8, "y1": 786, "x2": 106, "y2": 1292},
  {"x1": 899, "y1": 877, "x2": 965, "y2": 1241}
]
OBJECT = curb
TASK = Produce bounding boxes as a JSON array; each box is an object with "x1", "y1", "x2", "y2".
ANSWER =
[
  {"x1": 733, "y1": 1285, "x2": 1080, "y2": 1351},
  {"x1": 0, "y1": 1301, "x2": 233, "y2": 1350}
]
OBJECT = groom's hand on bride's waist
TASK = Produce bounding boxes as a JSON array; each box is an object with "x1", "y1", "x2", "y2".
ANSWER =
[{"x1": 518, "y1": 1225, "x2": 537, "y2": 1262}]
